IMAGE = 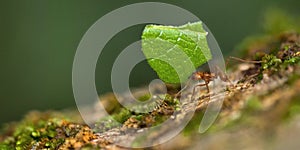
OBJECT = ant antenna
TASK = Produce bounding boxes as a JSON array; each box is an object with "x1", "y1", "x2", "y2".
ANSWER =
[
  {"x1": 175, "y1": 78, "x2": 193, "y2": 98},
  {"x1": 228, "y1": 56, "x2": 262, "y2": 64}
]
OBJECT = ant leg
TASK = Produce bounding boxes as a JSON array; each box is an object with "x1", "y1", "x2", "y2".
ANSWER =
[
  {"x1": 205, "y1": 82, "x2": 209, "y2": 94},
  {"x1": 220, "y1": 73, "x2": 234, "y2": 87},
  {"x1": 191, "y1": 83, "x2": 207, "y2": 101},
  {"x1": 175, "y1": 78, "x2": 192, "y2": 98},
  {"x1": 175, "y1": 86, "x2": 186, "y2": 98},
  {"x1": 214, "y1": 65, "x2": 234, "y2": 87}
]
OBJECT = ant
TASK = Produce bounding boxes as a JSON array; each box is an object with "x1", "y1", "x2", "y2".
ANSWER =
[
  {"x1": 175, "y1": 56, "x2": 261, "y2": 101},
  {"x1": 176, "y1": 32, "x2": 300, "y2": 101},
  {"x1": 175, "y1": 65, "x2": 232, "y2": 101},
  {"x1": 190, "y1": 67, "x2": 232, "y2": 101}
]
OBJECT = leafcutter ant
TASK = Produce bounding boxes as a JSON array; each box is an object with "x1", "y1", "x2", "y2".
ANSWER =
[
  {"x1": 175, "y1": 65, "x2": 232, "y2": 100},
  {"x1": 175, "y1": 56, "x2": 261, "y2": 101}
]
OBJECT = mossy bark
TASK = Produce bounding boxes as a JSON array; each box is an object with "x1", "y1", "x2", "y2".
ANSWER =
[{"x1": 1, "y1": 10, "x2": 300, "y2": 150}]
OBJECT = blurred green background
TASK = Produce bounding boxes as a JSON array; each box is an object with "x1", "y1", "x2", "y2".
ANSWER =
[{"x1": 1, "y1": 0, "x2": 299, "y2": 124}]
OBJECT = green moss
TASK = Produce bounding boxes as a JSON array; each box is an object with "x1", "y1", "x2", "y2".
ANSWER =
[
  {"x1": 162, "y1": 94, "x2": 180, "y2": 111},
  {"x1": 259, "y1": 54, "x2": 300, "y2": 75},
  {"x1": 261, "y1": 54, "x2": 282, "y2": 71},
  {"x1": 283, "y1": 56, "x2": 300, "y2": 68},
  {"x1": 132, "y1": 114, "x2": 144, "y2": 121},
  {"x1": 152, "y1": 115, "x2": 168, "y2": 126},
  {"x1": 112, "y1": 108, "x2": 132, "y2": 123},
  {"x1": 137, "y1": 93, "x2": 151, "y2": 102},
  {"x1": 94, "y1": 116, "x2": 122, "y2": 133},
  {"x1": 257, "y1": 73, "x2": 264, "y2": 81},
  {"x1": 0, "y1": 136, "x2": 15, "y2": 150},
  {"x1": 0, "y1": 118, "x2": 66, "y2": 149},
  {"x1": 0, "y1": 144, "x2": 14, "y2": 150},
  {"x1": 164, "y1": 94, "x2": 179, "y2": 105},
  {"x1": 94, "y1": 93, "x2": 181, "y2": 131},
  {"x1": 13, "y1": 119, "x2": 64, "y2": 149},
  {"x1": 0, "y1": 111, "x2": 94, "y2": 149},
  {"x1": 94, "y1": 108, "x2": 133, "y2": 132}
]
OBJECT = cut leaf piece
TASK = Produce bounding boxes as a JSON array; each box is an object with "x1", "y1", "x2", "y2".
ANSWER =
[{"x1": 142, "y1": 21, "x2": 212, "y2": 83}]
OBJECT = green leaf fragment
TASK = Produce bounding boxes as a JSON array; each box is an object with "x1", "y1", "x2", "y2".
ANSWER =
[{"x1": 142, "y1": 21, "x2": 212, "y2": 83}]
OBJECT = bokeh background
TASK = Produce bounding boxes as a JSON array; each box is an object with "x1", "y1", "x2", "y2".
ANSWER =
[{"x1": 1, "y1": 0, "x2": 299, "y2": 124}]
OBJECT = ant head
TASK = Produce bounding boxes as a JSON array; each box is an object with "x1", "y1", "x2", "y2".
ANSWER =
[
  {"x1": 190, "y1": 72, "x2": 203, "y2": 80},
  {"x1": 209, "y1": 72, "x2": 216, "y2": 78}
]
